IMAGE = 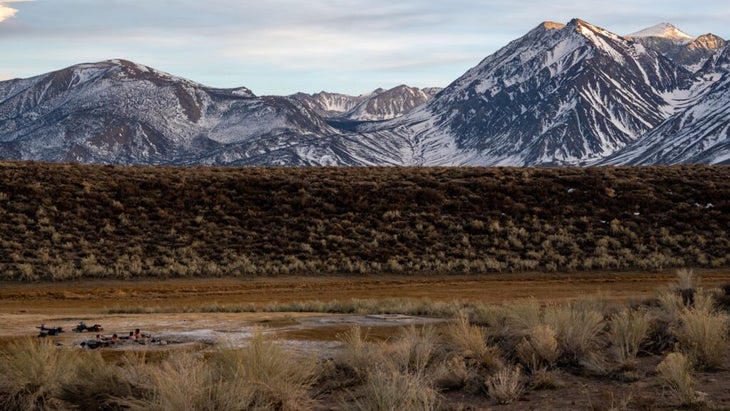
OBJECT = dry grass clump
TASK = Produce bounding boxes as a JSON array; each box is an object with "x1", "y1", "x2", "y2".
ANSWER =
[
  {"x1": 674, "y1": 268, "x2": 699, "y2": 305},
  {"x1": 608, "y1": 308, "x2": 652, "y2": 369},
  {"x1": 674, "y1": 298, "x2": 729, "y2": 370},
  {"x1": 336, "y1": 326, "x2": 376, "y2": 381},
  {"x1": 128, "y1": 352, "x2": 215, "y2": 411},
  {"x1": 58, "y1": 351, "x2": 148, "y2": 410},
  {"x1": 346, "y1": 369, "x2": 439, "y2": 411},
  {"x1": 122, "y1": 331, "x2": 318, "y2": 411},
  {"x1": 655, "y1": 352, "x2": 699, "y2": 406},
  {"x1": 503, "y1": 297, "x2": 543, "y2": 331},
  {"x1": 385, "y1": 325, "x2": 437, "y2": 376},
  {"x1": 0, "y1": 338, "x2": 74, "y2": 411},
  {"x1": 544, "y1": 303, "x2": 606, "y2": 365},
  {"x1": 528, "y1": 367, "x2": 563, "y2": 390},
  {"x1": 656, "y1": 289, "x2": 684, "y2": 323},
  {"x1": 210, "y1": 331, "x2": 319, "y2": 411},
  {"x1": 485, "y1": 365, "x2": 525, "y2": 405},
  {"x1": 433, "y1": 356, "x2": 470, "y2": 391},
  {"x1": 447, "y1": 312, "x2": 502, "y2": 370},
  {"x1": 336, "y1": 326, "x2": 441, "y2": 410},
  {"x1": 515, "y1": 324, "x2": 561, "y2": 371},
  {"x1": 0, "y1": 333, "x2": 318, "y2": 411}
]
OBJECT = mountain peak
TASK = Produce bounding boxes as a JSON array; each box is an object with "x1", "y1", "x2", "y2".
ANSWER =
[
  {"x1": 567, "y1": 18, "x2": 598, "y2": 30},
  {"x1": 689, "y1": 33, "x2": 726, "y2": 51},
  {"x1": 627, "y1": 23, "x2": 693, "y2": 43},
  {"x1": 567, "y1": 18, "x2": 617, "y2": 38},
  {"x1": 540, "y1": 21, "x2": 565, "y2": 30}
]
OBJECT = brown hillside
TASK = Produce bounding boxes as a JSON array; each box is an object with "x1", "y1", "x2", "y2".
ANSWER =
[{"x1": 0, "y1": 162, "x2": 728, "y2": 281}]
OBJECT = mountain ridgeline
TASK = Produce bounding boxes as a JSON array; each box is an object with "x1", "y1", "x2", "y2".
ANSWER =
[{"x1": 0, "y1": 19, "x2": 729, "y2": 166}]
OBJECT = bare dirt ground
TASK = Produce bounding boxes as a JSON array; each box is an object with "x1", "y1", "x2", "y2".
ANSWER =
[
  {"x1": 2, "y1": 270, "x2": 730, "y2": 410},
  {"x1": 1, "y1": 270, "x2": 729, "y2": 350},
  {"x1": 5, "y1": 270, "x2": 730, "y2": 313}
]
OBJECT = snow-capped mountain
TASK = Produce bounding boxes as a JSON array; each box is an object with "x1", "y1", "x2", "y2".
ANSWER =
[
  {"x1": 0, "y1": 59, "x2": 382, "y2": 165},
  {"x1": 626, "y1": 23, "x2": 726, "y2": 72},
  {"x1": 603, "y1": 43, "x2": 730, "y2": 165},
  {"x1": 1, "y1": 19, "x2": 729, "y2": 167},
  {"x1": 627, "y1": 23, "x2": 694, "y2": 43},
  {"x1": 340, "y1": 85, "x2": 440, "y2": 121},
  {"x1": 291, "y1": 85, "x2": 440, "y2": 121},
  {"x1": 288, "y1": 91, "x2": 364, "y2": 119},
  {"x1": 358, "y1": 19, "x2": 694, "y2": 165}
]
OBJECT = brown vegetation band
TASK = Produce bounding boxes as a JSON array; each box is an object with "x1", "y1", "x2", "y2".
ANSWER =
[{"x1": 0, "y1": 162, "x2": 728, "y2": 280}]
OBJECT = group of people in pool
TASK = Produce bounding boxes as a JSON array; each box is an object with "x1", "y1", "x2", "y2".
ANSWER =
[{"x1": 82, "y1": 328, "x2": 149, "y2": 349}]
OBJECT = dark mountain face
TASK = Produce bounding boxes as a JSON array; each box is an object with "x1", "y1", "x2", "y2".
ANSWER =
[
  {"x1": 604, "y1": 44, "x2": 730, "y2": 165},
  {"x1": 288, "y1": 91, "x2": 363, "y2": 119},
  {"x1": 630, "y1": 33, "x2": 726, "y2": 72},
  {"x1": 290, "y1": 85, "x2": 440, "y2": 121},
  {"x1": 358, "y1": 19, "x2": 696, "y2": 165},
  {"x1": 0, "y1": 60, "x2": 371, "y2": 165}
]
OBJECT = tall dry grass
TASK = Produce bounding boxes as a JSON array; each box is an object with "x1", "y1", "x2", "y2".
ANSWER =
[
  {"x1": 58, "y1": 351, "x2": 148, "y2": 410},
  {"x1": 346, "y1": 369, "x2": 439, "y2": 411},
  {"x1": 121, "y1": 330, "x2": 318, "y2": 411},
  {"x1": 674, "y1": 300, "x2": 729, "y2": 370},
  {"x1": 446, "y1": 312, "x2": 502, "y2": 370},
  {"x1": 515, "y1": 325, "x2": 561, "y2": 371},
  {"x1": 544, "y1": 303, "x2": 606, "y2": 365},
  {"x1": 210, "y1": 331, "x2": 319, "y2": 411},
  {"x1": 0, "y1": 338, "x2": 74, "y2": 411},
  {"x1": 336, "y1": 326, "x2": 375, "y2": 381},
  {"x1": 485, "y1": 365, "x2": 524, "y2": 405},
  {"x1": 608, "y1": 308, "x2": 652, "y2": 369},
  {"x1": 433, "y1": 356, "x2": 470, "y2": 391},
  {"x1": 385, "y1": 325, "x2": 437, "y2": 377},
  {"x1": 656, "y1": 352, "x2": 698, "y2": 406},
  {"x1": 504, "y1": 297, "x2": 543, "y2": 331},
  {"x1": 128, "y1": 352, "x2": 215, "y2": 411}
]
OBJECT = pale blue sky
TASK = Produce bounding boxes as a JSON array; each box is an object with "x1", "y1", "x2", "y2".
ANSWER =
[{"x1": 1, "y1": 0, "x2": 729, "y2": 95}]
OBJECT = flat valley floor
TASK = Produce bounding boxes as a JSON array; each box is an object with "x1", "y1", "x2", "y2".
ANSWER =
[{"x1": 2, "y1": 269, "x2": 730, "y2": 410}]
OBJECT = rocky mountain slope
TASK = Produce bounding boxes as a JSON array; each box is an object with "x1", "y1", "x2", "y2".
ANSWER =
[
  {"x1": 287, "y1": 91, "x2": 363, "y2": 119},
  {"x1": 291, "y1": 85, "x2": 440, "y2": 121},
  {"x1": 357, "y1": 19, "x2": 696, "y2": 165},
  {"x1": 1, "y1": 19, "x2": 729, "y2": 166},
  {"x1": 0, "y1": 60, "x2": 378, "y2": 165},
  {"x1": 604, "y1": 43, "x2": 730, "y2": 165},
  {"x1": 627, "y1": 23, "x2": 726, "y2": 72}
]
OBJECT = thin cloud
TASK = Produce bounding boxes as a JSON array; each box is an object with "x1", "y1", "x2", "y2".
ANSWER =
[
  {"x1": 1, "y1": 0, "x2": 730, "y2": 94},
  {"x1": 0, "y1": 0, "x2": 31, "y2": 22}
]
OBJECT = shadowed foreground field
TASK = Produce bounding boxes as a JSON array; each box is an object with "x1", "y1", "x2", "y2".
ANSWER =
[
  {"x1": 1, "y1": 271, "x2": 730, "y2": 410},
  {"x1": 2, "y1": 162, "x2": 730, "y2": 409},
  {"x1": 0, "y1": 162, "x2": 729, "y2": 280}
]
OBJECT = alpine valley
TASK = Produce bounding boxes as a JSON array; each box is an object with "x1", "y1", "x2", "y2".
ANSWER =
[{"x1": 1, "y1": 18, "x2": 729, "y2": 166}]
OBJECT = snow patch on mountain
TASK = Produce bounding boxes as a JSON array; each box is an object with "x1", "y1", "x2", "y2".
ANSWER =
[
  {"x1": 627, "y1": 23, "x2": 694, "y2": 43},
  {"x1": 1, "y1": 19, "x2": 729, "y2": 167}
]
